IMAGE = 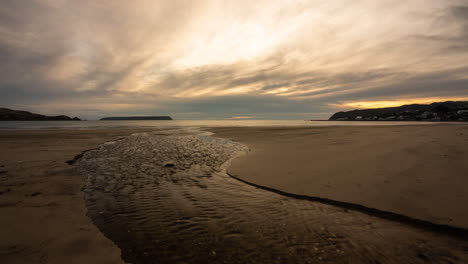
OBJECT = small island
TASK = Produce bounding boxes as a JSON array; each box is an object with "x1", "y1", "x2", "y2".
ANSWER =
[
  {"x1": 0, "y1": 108, "x2": 81, "y2": 121},
  {"x1": 329, "y1": 101, "x2": 468, "y2": 121},
  {"x1": 100, "y1": 116, "x2": 173, "y2": 120}
]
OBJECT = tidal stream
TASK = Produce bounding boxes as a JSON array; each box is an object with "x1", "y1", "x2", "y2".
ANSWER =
[{"x1": 77, "y1": 129, "x2": 468, "y2": 264}]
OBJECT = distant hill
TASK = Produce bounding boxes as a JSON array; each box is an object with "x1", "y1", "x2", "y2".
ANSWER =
[
  {"x1": 100, "y1": 116, "x2": 173, "y2": 120},
  {"x1": 329, "y1": 101, "x2": 468, "y2": 121},
  {"x1": 0, "y1": 108, "x2": 81, "y2": 121}
]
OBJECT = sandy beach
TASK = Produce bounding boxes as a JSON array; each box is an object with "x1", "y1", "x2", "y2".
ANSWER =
[
  {"x1": 211, "y1": 124, "x2": 468, "y2": 229},
  {"x1": 0, "y1": 128, "x2": 153, "y2": 264},
  {"x1": 4, "y1": 0, "x2": 468, "y2": 262},
  {"x1": 1, "y1": 124, "x2": 468, "y2": 263}
]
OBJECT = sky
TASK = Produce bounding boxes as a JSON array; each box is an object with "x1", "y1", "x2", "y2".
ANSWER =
[{"x1": 1, "y1": 0, "x2": 468, "y2": 120}]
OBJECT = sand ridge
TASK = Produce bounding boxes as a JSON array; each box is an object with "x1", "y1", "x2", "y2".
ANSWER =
[{"x1": 210, "y1": 124, "x2": 468, "y2": 229}]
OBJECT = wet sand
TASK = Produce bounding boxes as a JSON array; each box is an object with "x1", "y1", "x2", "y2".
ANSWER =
[
  {"x1": 77, "y1": 128, "x2": 468, "y2": 264},
  {"x1": 1, "y1": 125, "x2": 468, "y2": 264},
  {"x1": 210, "y1": 124, "x2": 468, "y2": 229},
  {"x1": 0, "y1": 128, "x2": 154, "y2": 264}
]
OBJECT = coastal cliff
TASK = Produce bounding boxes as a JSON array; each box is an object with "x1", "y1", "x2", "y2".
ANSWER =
[
  {"x1": 100, "y1": 116, "x2": 173, "y2": 120},
  {"x1": 329, "y1": 101, "x2": 468, "y2": 121},
  {"x1": 0, "y1": 108, "x2": 81, "y2": 121}
]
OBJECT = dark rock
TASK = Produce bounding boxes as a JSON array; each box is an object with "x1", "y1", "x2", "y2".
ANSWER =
[{"x1": 163, "y1": 163, "x2": 175, "y2": 168}]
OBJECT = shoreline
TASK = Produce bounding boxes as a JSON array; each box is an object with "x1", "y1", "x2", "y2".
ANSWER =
[
  {"x1": 210, "y1": 124, "x2": 468, "y2": 229},
  {"x1": 216, "y1": 131, "x2": 468, "y2": 237},
  {"x1": 1, "y1": 124, "x2": 468, "y2": 263},
  {"x1": 75, "y1": 128, "x2": 468, "y2": 263},
  {"x1": 225, "y1": 171, "x2": 468, "y2": 239},
  {"x1": 0, "y1": 128, "x2": 156, "y2": 264}
]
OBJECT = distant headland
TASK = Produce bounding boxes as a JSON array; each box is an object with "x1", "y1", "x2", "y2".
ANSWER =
[
  {"x1": 100, "y1": 116, "x2": 173, "y2": 120},
  {"x1": 329, "y1": 101, "x2": 468, "y2": 121},
  {"x1": 0, "y1": 108, "x2": 81, "y2": 121}
]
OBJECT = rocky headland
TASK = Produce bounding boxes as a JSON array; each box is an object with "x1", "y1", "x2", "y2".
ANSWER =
[
  {"x1": 0, "y1": 108, "x2": 81, "y2": 121},
  {"x1": 329, "y1": 101, "x2": 468, "y2": 121}
]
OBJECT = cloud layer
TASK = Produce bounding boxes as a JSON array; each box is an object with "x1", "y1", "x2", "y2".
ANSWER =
[{"x1": 1, "y1": 0, "x2": 468, "y2": 119}]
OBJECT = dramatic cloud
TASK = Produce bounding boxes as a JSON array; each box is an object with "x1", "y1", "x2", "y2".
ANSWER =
[{"x1": 1, "y1": 0, "x2": 468, "y2": 119}]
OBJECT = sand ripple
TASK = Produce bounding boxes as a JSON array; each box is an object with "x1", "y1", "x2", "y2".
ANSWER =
[{"x1": 77, "y1": 129, "x2": 468, "y2": 264}]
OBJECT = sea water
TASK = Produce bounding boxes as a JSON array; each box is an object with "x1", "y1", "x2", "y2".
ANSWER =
[{"x1": 0, "y1": 120, "x2": 443, "y2": 130}]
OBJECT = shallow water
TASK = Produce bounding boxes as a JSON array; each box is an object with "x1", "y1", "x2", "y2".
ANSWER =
[
  {"x1": 0, "y1": 119, "x2": 446, "y2": 130},
  {"x1": 77, "y1": 129, "x2": 468, "y2": 264}
]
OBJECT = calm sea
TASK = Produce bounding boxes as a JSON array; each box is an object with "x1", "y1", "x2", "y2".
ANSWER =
[{"x1": 0, "y1": 120, "x2": 444, "y2": 130}]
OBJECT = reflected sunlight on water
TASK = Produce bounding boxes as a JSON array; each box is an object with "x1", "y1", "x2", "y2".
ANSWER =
[{"x1": 0, "y1": 120, "x2": 446, "y2": 130}]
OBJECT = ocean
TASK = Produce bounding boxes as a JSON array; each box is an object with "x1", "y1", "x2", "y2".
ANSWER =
[{"x1": 0, "y1": 120, "x2": 442, "y2": 130}]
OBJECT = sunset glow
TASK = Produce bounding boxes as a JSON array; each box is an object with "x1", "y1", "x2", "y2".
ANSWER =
[
  {"x1": 333, "y1": 97, "x2": 468, "y2": 109},
  {"x1": 230, "y1": 116, "x2": 257, "y2": 119},
  {"x1": 1, "y1": 0, "x2": 468, "y2": 119}
]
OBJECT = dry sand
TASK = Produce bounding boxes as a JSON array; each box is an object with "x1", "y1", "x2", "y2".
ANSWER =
[
  {"x1": 75, "y1": 130, "x2": 468, "y2": 263},
  {"x1": 1, "y1": 124, "x2": 468, "y2": 263},
  {"x1": 210, "y1": 124, "x2": 468, "y2": 229},
  {"x1": 0, "y1": 128, "x2": 154, "y2": 264}
]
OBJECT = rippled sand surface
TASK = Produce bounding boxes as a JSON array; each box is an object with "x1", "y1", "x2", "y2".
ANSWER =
[{"x1": 77, "y1": 129, "x2": 468, "y2": 264}]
